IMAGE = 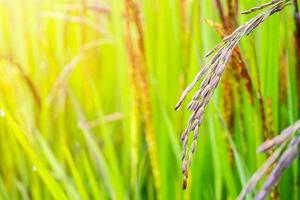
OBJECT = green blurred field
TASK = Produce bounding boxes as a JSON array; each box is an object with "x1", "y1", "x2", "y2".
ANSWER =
[{"x1": 0, "y1": 0, "x2": 299, "y2": 199}]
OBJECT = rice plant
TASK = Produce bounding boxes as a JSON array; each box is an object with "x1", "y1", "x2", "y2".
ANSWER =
[
  {"x1": 0, "y1": 0, "x2": 299, "y2": 200},
  {"x1": 176, "y1": 0, "x2": 295, "y2": 191}
]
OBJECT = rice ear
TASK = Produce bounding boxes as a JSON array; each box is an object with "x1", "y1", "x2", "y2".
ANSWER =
[
  {"x1": 239, "y1": 121, "x2": 300, "y2": 200},
  {"x1": 176, "y1": 0, "x2": 291, "y2": 189}
]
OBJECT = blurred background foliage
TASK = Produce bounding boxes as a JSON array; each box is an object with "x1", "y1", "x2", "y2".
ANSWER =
[{"x1": 0, "y1": 0, "x2": 299, "y2": 199}]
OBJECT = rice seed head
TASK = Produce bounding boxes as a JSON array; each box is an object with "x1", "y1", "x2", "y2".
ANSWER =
[
  {"x1": 176, "y1": 0, "x2": 291, "y2": 190},
  {"x1": 239, "y1": 120, "x2": 300, "y2": 200}
]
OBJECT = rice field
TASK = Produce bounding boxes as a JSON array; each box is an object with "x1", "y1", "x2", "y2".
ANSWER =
[{"x1": 0, "y1": 0, "x2": 299, "y2": 199}]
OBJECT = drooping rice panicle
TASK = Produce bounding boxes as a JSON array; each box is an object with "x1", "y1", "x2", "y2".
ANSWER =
[
  {"x1": 255, "y1": 134, "x2": 300, "y2": 200},
  {"x1": 238, "y1": 120, "x2": 300, "y2": 200},
  {"x1": 176, "y1": 0, "x2": 292, "y2": 189}
]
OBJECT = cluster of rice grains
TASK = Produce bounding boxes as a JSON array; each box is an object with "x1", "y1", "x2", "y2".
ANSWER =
[
  {"x1": 175, "y1": 0, "x2": 292, "y2": 191},
  {"x1": 238, "y1": 120, "x2": 300, "y2": 200}
]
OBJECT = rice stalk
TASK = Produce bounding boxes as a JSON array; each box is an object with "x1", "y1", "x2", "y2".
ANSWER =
[
  {"x1": 226, "y1": 0, "x2": 238, "y2": 28},
  {"x1": 215, "y1": 0, "x2": 226, "y2": 24},
  {"x1": 125, "y1": 0, "x2": 161, "y2": 194},
  {"x1": 293, "y1": 0, "x2": 300, "y2": 116},
  {"x1": 124, "y1": 7, "x2": 141, "y2": 197},
  {"x1": 124, "y1": 1, "x2": 141, "y2": 194},
  {"x1": 175, "y1": 0, "x2": 292, "y2": 189}
]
